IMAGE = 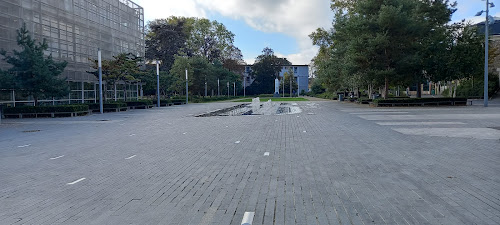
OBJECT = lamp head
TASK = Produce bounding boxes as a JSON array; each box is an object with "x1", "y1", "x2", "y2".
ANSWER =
[
  {"x1": 490, "y1": 2, "x2": 495, "y2": 8},
  {"x1": 475, "y1": 11, "x2": 484, "y2": 16}
]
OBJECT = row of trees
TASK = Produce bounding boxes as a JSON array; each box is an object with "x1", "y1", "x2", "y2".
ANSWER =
[
  {"x1": 1, "y1": 16, "x2": 293, "y2": 103},
  {"x1": 87, "y1": 16, "x2": 246, "y2": 98},
  {"x1": 310, "y1": 0, "x2": 488, "y2": 98}
]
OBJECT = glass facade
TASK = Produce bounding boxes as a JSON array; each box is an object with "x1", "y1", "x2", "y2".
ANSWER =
[{"x1": 0, "y1": 0, "x2": 144, "y2": 104}]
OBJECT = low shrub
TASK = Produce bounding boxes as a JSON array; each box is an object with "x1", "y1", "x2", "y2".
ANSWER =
[
  {"x1": 373, "y1": 97, "x2": 467, "y2": 105},
  {"x1": 4, "y1": 105, "x2": 89, "y2": 114},
  {"x1": 126, "y1": 100, "x2": 153, "y2": 107},
  {"x1": 86, "y1": 102, "x2": 127, "y2": 110}
]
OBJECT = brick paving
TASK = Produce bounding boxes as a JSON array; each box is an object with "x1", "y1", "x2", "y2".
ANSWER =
[{"x1": 0, "y1": 101, "x2": 499, "y2": 225}]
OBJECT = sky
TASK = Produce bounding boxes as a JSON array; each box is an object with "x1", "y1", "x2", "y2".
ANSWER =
[{"x1": 133, "y1": 0, "x2": 500, "y2": 65}]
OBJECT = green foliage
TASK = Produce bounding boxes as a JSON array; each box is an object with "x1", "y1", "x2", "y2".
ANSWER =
[
  {"x1": 247, "y1": 48, "x2": 290, "y2": 95},
  {"x1": 456, "y1": 74, "x2": 500, "y2": 98},
  {"x1": 310, "y1": 0, "x2": 484, "y2": 99},
  {"x1": 4, "y1": 105, "x2": 88, "y2": 114},
  {"x1": 280, "y1": 71, "x2": 298, "y2": 95},
  {"x1": 86, "y1": 102, "x2": 126, "y2": 110},
  {"x1": 0, "y1": 23, "x2": 69, "y2": 105},
  {"x1": 169, "y1": 56, "x2": 241, "y2": 96},
  {"x1": 125, "y1": 100, "x2": 153, "y2": 107},
  {"x1": 310, "y1": 78, "x2": 325, "y2": 94},
  {"x1": 373, "y1": 97, "x2": 467, "y2": 104},
  {"x1": 145, "y1": 16, "x2": 243, "y2": 72}
]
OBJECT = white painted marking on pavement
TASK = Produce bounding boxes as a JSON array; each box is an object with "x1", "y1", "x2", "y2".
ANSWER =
[
  {"x1": 183, "y1": 132, "x2": 187, "y2": 135},
  {"x1": 235, "y1": 141, "x2": 240, "y2": 144},
  {"x1": 67, "y1": 178, "x2": 86, "y2": 185},
  {"x1": 125, "y1": 155, "x2": 136, "y2": 159},
  {"x1": 49, "y1": 155, "x2": 64, "y2": 160},
  {"x1": 377, "y1": 122, "x2": 466, "y2": 126},
  {"x1": 393, "y1": 128, "x2": 500, "y2": 140},
  {"x1": 129, "y1": 134, "x2": 136, "y2": 136},
  {"x1": 264, "y1": 152, "x2": 269, "y2": 156},
  {"x1": 17, "y1": 144, "x2": 31, "y2": 148},
  {"x1": 241, "y1": 212, "x2": 255, "y2": 225},
  {"x1": 226, "y1": 126, "x2": 229, "y2": 128},
  {"x1": 303, "y1": 130, "x2": 307, "y2": 133},
  {"x1": 297, "y1": 116, "x2": 300, "y2": 117}
]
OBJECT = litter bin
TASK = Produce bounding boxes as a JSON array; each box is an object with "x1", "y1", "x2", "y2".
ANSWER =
[{"x1": 338, "y1": 94, "x2": 344, "y2": 101}]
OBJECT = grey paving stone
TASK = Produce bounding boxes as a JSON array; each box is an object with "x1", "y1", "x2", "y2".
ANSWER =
[{"x1": 0, "y1": 102, "x2": 498, "y2": 224}]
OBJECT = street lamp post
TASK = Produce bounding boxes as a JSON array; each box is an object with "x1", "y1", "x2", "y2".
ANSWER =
[
  {"x1": 185, "y1": 69, "x2": 188, "y2": 104},
  {"x1": 217, "y1": 78, "x2": 220, "y2": 96},
  {"x1": 233, "y1": 82, "x2": 236, "y2": 96},
  {"x1": 476, "y1": 0, "x2": 495, "y2": 107},
  {"x1": 156, "y1": 61, "x2": 160, "y2": 107},
  {"x1": 227, "y1": 82, "x2": 229, "y2": 97},
  {"x1": 98, "y1": 49, "x2": 103, "y2": 114},
  {"x1": 297, "y1": 75, "x2": 300, "y2": 97}
]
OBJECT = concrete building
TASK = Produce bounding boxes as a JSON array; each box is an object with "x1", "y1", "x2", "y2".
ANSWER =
[
  {"x1": 0, "y1": 0, "x2": 144, "y2": 106},
  {"x1": 242, "y1": 64, "x2": 309, "y2": 94}
]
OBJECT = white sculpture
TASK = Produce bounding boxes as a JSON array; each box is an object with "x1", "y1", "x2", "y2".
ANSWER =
[{"x1": 274, "y1": 78, "x2": 280, "y2": 97}]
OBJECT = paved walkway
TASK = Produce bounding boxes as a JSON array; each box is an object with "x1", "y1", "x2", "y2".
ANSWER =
[{"x1": 0, "y1": 101, "x2": 499, "y2": 224}]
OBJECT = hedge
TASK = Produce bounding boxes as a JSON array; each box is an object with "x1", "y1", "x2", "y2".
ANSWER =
[
  {"x1": 126, "y1": 100, "x2": 153, "y2": 107},
  {"x1": 373, "y1": 97, "x2": 467, "y2": 104},
  {"x1": 86, "y1": 102, "x2": 127, "y2": 110},
  {"x1": 4, "y1": 105, "x2": 89, "y2": 114}
]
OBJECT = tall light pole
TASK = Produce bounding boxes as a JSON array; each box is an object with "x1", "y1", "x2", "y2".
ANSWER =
[
  {"x1": 233, "y1": 82, "x2": 236, "y2": 96},
  {"x1": 156, "y1": 60, "x2": 160, "y2": 107},
  {"x1": 476, "y1": 0, "x2": 495, "y2": 107},
  {"x1": 297, "y1": 75, "x2": 300, "y2": 97},
  {"x1": 98, "y1": 48, "x2": 103, "y2": 114},
  {"x1": 185, "y1": 69, "x2": 188, "y2": 104},
  {"x1": 227, "y1": 81, "x2": 229, "y2": 97},
  {"x1": 217, "y1": 78, "x2": 220, "y2": 96}
]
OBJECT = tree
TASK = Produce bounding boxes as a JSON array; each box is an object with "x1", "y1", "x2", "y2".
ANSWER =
[
  {"x1": 0, "y1": 23, "x2": 68, "y2": 105},
  {"x1": 146, "y1": 16, "x2": 243, "y2": 73},
  {"x1": 185, "y1": 18, "x2": 237, "y2": 63},
  {"x1": 311, "y1": 0, "x2": 479, "y2": 99},
  {"x1": 169, "y1": 55, "x2": 242, "y2": 96},
  {"x1": 88, "y1": 53, "x2": 142, "y2": 101},
  {"x1": 281, "y1": 70, "x2": 298, "y2": 96},
  {"x1": 248, "y1": 47, "x2": 290, "y2": 94},
  {"x1": 145, "y1": 17, "x2": 191, "y2": 72}
]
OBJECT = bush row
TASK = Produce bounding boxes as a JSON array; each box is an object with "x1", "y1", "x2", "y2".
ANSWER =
[
  {"x1": 374, "y1": 97, "x2": 467, "y2": 104},
  {"x1": 4, "y1": 105, "x2": 89, "y2": 114},
  {"x1": 86, "y1": 102, "x2": 127, "y2": 110}
]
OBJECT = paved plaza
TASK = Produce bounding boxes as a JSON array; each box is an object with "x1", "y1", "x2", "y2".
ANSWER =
[{"x1": 0, "y1": 100, "x2": 499, "y2": 225}]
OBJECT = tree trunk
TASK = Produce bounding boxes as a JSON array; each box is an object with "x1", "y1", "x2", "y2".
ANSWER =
[
  {"x1": 384, "y1": 76, "x2": 389, "y2": 99},
  {"x1": 123, "y1": 84, "x2": 127, "y2": 102}
]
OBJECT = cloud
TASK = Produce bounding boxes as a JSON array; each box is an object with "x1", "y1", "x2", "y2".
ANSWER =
[
  {"x1": 196, "y1": 0, "x2": 332, "y2": 64},
  {"x1": 133, "y1": 0, "x2": 206, "y2": 23},
  {"x1": 133, "y1": 0, "x2": 332, "y2": 65}
]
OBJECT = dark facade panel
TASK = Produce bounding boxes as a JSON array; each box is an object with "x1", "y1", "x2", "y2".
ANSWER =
[{"x1": 0, "y1": 0, "x2": 145, "y2": 83}]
